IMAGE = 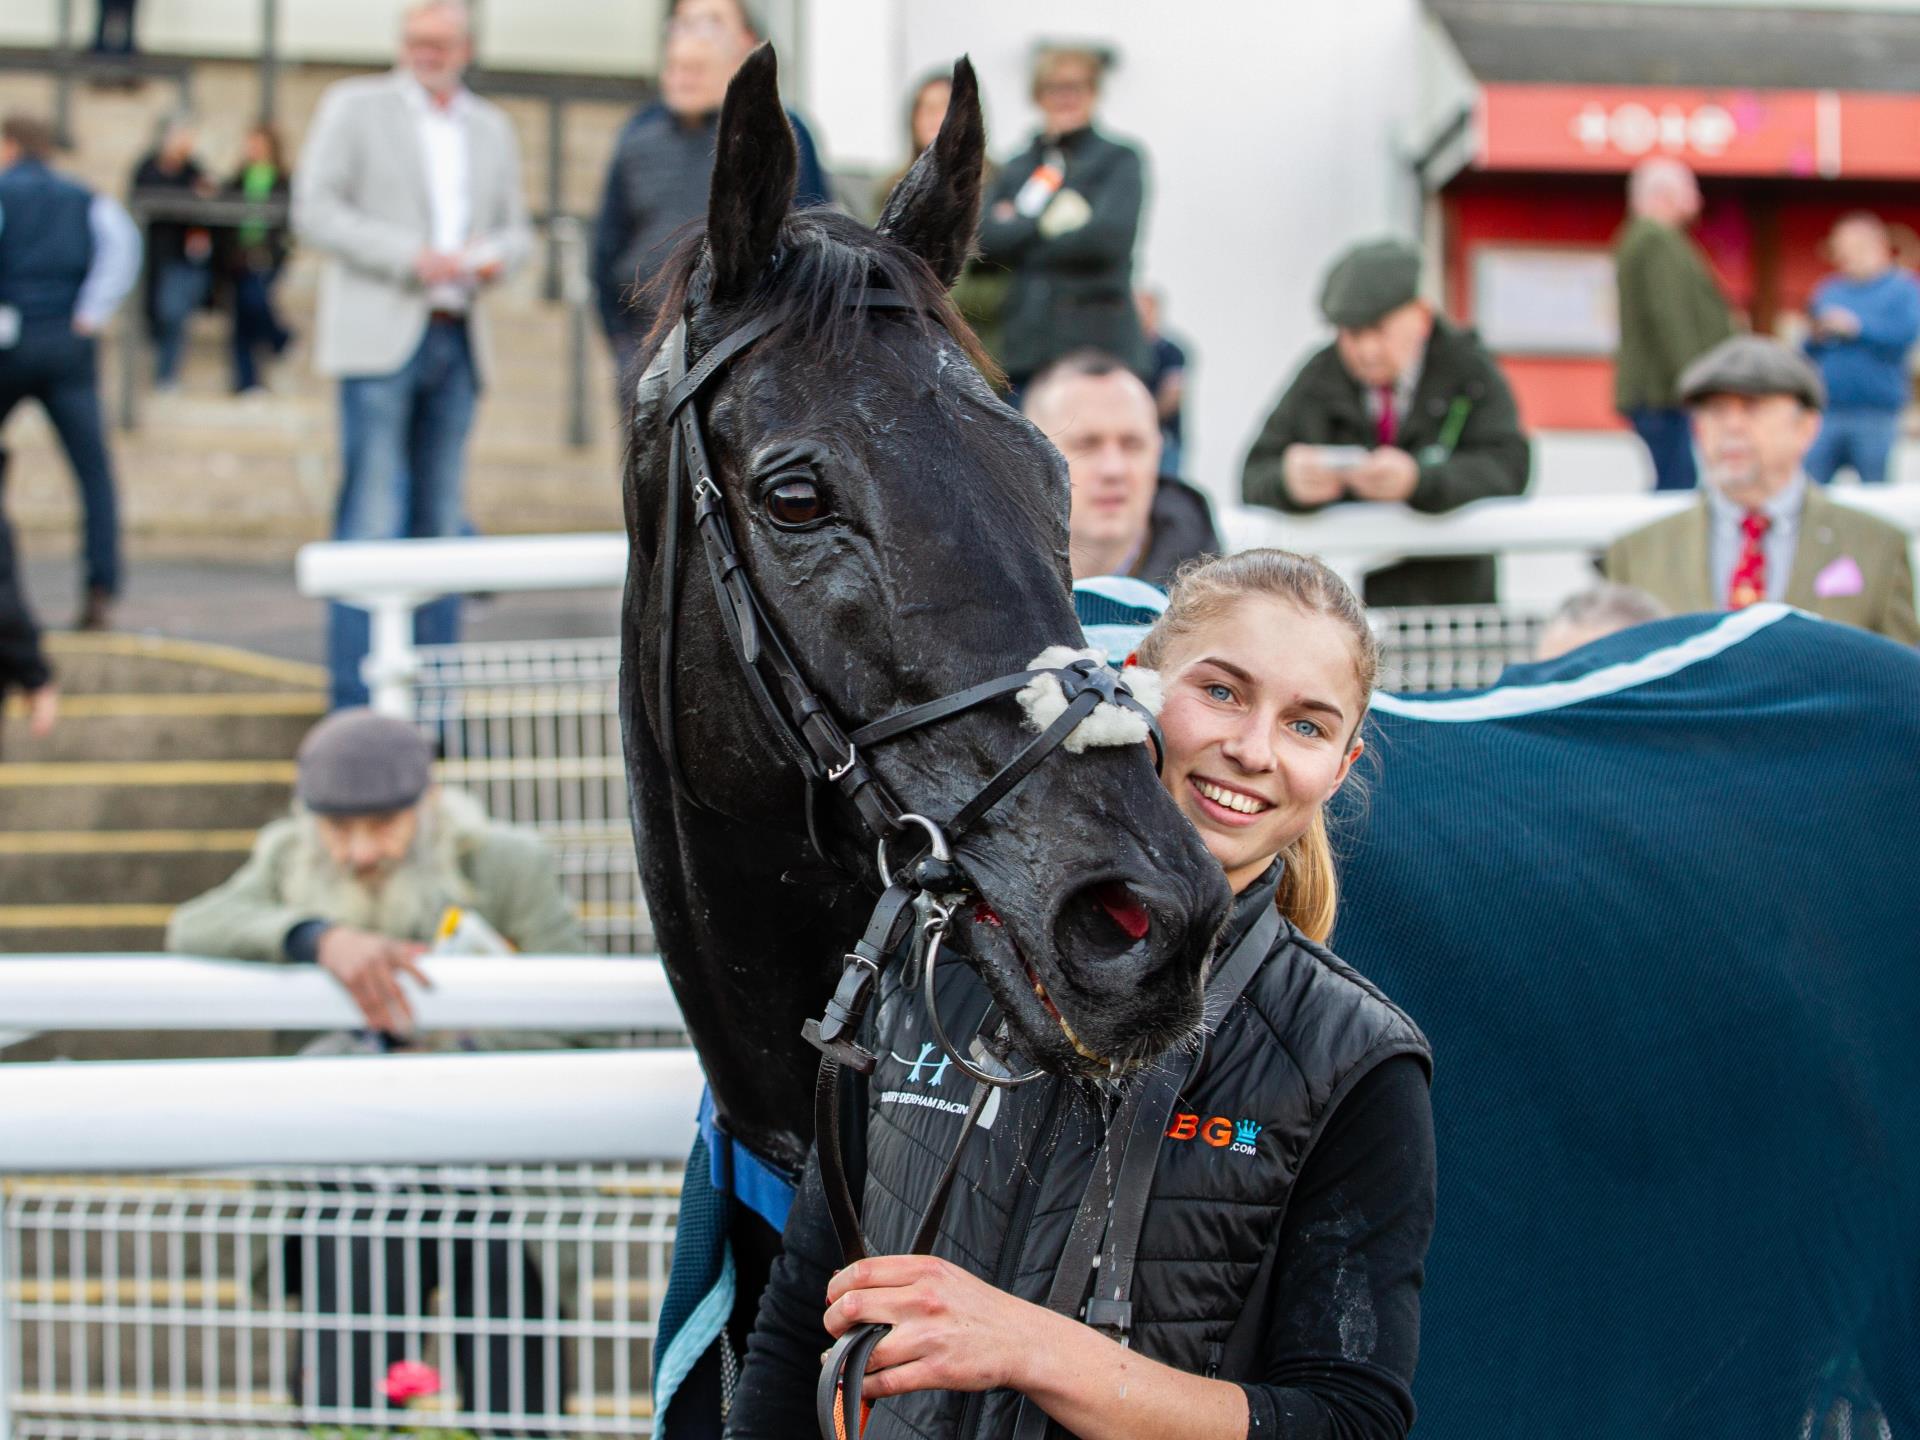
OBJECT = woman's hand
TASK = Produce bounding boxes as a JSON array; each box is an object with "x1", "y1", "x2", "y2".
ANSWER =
[
  {"x1": 824, "y1": 1255, "x2": 1251, "y2": 1437},
  {"x1": 823, "y1": 1255, "x2": 1055, "y2": 1399}
]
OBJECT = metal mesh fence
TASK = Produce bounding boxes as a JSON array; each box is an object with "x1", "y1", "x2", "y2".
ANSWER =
[
  {"x1": 5, "y1": 1166, "x2": 680, "y2": 1438},
  {"x1": 1370, "y1": 606, "x2": 1547, "y2": 693},
  {"x1": 411, "y1": 641, "x2": 646, "y2": 956}
]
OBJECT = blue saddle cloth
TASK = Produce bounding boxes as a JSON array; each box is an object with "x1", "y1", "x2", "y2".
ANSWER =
[
  {"x1": 652, "y1": 1091, "x2": 796, "y2": 1439},
  {"x1": 1333, "y1": 606, "x2": 1920, "y2": 1436}
]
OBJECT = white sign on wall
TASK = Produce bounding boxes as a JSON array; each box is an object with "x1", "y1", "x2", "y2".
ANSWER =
[{"x1": 1473, "y1": 246, "x2": 1619, "y2": 356}]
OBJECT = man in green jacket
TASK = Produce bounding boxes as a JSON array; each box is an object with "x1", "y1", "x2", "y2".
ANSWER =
[
  {"x1": 1241, "y1": 238, "x2": 1531, "y2": 606},
  {"x1": 1614, "y1": 158, "x2": 1735, "y2": 491},
  {"x1": 167, "y1": 707, "x2": 588, "y2": 1046},
  {"x1": 167, "y1": 707, "x2": 591, "y2": 1422}
]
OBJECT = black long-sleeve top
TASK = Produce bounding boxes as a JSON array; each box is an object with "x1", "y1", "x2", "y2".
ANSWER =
[
  {"x1": 730, "y1": 1053, "x2": 1435, "y2": 1438},
  {"x1": 0, "y1": 457, "x2": 51, "y2": 697}
]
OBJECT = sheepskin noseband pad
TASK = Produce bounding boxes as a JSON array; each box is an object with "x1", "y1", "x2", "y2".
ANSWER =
[{"x1": 1017, "y1": 646, "x2": 1165, "y2": 753}]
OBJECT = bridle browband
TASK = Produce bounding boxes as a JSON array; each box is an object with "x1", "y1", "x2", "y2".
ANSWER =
[{"x1": 652, "y1": 283, "x2": 1164, "y2": 1439}]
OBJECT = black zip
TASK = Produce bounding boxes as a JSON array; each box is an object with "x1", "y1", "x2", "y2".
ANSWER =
[
  {"x1": 956, "y1": 1078, "x2": 1070, "y2": 1440},
  {"x1": 1204, "y1": 1341, "x2": 1224, "y2": 1379}
]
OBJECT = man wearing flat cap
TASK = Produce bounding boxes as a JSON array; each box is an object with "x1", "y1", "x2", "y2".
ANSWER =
[
  {"x1": 1606, "y1": 335, "x2": 1919, "y2": 643},
  {"x1": 168, "y1": 707, "x2": 588, "y2": 1039},
  {"x1": 1242, "y1": 237, "x2": 1531, "y2": 605}
]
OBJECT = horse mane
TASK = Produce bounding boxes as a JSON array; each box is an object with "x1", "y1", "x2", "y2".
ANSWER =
[{"x1": 636, "y1": 206, "x2": 1003, "y2": 386}]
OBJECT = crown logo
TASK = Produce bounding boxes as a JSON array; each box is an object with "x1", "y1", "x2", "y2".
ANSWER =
[{"x1": 1233, "y1": 1119, "x2": 1262, "y2": 1147}]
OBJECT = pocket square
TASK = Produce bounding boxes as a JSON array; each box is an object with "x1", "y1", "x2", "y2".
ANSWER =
[{"x1": 1814, "y1": 554, "x2": 1865, "y2": 599}]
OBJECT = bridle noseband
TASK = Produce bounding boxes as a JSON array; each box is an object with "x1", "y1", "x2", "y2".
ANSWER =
[{"x1": 652, "y1": 285, "x2": 1163, "y2": 1439}]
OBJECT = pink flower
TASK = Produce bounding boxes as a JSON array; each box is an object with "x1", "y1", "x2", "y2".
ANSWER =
[{"x1": 383, "y1": 1359, "x2": 442, "y2": 1405}]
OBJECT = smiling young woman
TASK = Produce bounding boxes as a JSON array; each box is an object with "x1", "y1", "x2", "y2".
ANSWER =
[
  {"x1": 1136, "y1": 547, "x2": 1379, "y2": 942},
  {"x1": 729, "y1": 550, "x2": 1436, "y2": 1440}
]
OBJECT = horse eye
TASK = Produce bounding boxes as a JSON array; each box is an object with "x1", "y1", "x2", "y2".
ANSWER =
[{"x1": 766, "y1": 479, "x2": 826, "y2": 529}]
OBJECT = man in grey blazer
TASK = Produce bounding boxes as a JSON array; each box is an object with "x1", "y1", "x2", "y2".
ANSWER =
[{"x1": 293, "y1": 0, "x2": 531, "y2": 709}]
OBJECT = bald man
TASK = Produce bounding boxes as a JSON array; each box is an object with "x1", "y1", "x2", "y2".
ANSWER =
[
  {"x1": 1022, "y1": 349, "x2": 1220, "y2": 588},
  {"x1": 1614, "y1": 158, "x2": 1734, "y2": 490}
]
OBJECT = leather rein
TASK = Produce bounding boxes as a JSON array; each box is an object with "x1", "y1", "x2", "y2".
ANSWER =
[{"x1": 653, "y1": 287, "x2": 1164, "y2": 1439}]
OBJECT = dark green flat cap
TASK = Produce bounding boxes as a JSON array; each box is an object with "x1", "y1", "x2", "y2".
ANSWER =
[
  {"x1": 1319, "y1": 238, "x2": 1423, "y2": 328},
  {"x1": 1679, "y1": 335, "x2": 1826, "y2": 410},
  {"x1": 297, "y1": 707, "x2": 434, "y2": 816}
]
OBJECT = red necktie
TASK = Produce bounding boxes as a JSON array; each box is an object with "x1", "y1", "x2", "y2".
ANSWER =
[
  {"x1": 1375, "y1": 386, "x2": 1397, "y2": 447},
  {"x1": 1727, "y1": 510, "x2": 1771, "y2": 609}
]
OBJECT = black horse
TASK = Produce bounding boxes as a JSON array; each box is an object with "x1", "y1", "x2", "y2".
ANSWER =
[{"x1": 618, "y1": 45, "x2": 1230, "y2": 1390}]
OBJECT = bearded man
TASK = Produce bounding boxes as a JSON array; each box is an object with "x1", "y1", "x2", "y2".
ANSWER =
[{"x1": 168, "y1": 706, "x2": 586, "y2": 1043}]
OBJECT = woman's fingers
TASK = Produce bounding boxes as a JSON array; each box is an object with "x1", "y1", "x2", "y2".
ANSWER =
[
  {"x1": 861, "y1": 1322, "x2": 930, "y2": 1375},
  {"x1": 856, "y1": 1358, "x2": 946, "y2": 1401},
  {"x1": 823, "y1": 1269, "x2": 946, "y2": 1337},
  {"x1": 826, "y1": 1254, "x2": 943, "y2": 1303}
]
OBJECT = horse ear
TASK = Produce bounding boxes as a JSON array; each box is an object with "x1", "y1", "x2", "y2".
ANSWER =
[
  {"x1": 706, "y1": 44, "x2": 797, "y2": 304},
  {"x1": 876, "y1": 57, "x2": 986, "y2": 288}
]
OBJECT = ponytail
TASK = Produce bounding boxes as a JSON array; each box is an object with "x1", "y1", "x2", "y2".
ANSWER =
[{"x1": 1276, "y1": 810, "x2": 1338, "y2": 943}]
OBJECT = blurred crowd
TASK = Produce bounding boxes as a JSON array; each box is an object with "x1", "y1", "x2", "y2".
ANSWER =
[{"x1": 3, "y1": 0, "x2": 1919, "y2": 746}]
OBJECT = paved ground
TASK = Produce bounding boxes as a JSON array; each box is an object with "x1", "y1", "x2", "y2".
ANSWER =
[{"x1": 20, "y1": 550, "x2": 622, "y2": 668}]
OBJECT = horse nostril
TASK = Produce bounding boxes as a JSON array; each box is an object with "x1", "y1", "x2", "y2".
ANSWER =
[
  {"x1": 1090, "y1": 880, "x2": 1151, "y2": 941},
  {"x1": 1054, "y1": 879, "x2": 1159, "y2": 972}
]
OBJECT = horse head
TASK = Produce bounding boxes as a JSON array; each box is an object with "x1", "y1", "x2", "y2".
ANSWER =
[{"x1": 621, "y1": 47, "x2": 1230, "y2": 1162}]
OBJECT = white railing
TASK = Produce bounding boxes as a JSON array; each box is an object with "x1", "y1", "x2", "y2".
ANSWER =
[
  {"x1": 0, "y1": 1049, "x2": 702, "y2": 1172},
  {"x1": 298, "y1": 489, "x2": 1920, "y2": 714},
  {"x1": 0, "y1": 955, "x2": 678, "y2": 1040}
]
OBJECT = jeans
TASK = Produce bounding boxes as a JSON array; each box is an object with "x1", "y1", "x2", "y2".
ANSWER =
[
  {"x1": 151, "y1": 258, "x2": 210, "y2": 385},
  {"x1": 328, "y1": 320, "x2": 478, "y2": 709},
  {"x1": 0, "y1": 319, "x2": 120, "y2": 594},
  {"x1": 230, "y1": 264, "x2": 290, "y2": 393},
  {"x1": 1627, "y1": 405, "x2": 1698, "y2": 490},
  {"x1": 1804, "y1": 408, "x2": 1901, "y2": 486}
]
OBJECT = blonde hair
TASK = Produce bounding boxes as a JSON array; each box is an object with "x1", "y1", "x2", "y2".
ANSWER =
[{"x1": 1136, "y1": 549, "x2": 1378, "y2": 943}]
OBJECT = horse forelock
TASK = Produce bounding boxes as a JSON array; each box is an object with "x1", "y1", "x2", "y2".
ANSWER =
[{"x1": 633, "y1": 207, "x2": 1000, "y2": 388}]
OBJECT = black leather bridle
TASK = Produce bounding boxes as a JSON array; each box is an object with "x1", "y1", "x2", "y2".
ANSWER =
[{"x1": 654, "y1": 285, "x2": 1164, "y2": 1438}]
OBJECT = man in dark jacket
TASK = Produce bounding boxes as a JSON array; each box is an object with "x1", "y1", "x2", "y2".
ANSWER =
[
  {"x1": 0, "y1": 112, "x2": 141, "y2": 633},
  {"x1": 978, "y1": 47, "x2": 1148, "y2": 388},
  {"x1": 0, "y1": 448, "x2": 57, "y2": 757},
  {"x1": 129, "y1": 113, "x2": 215, "y2": 388},
  {"x1": 1613, "y1": 158, "x2": 1733, "y2": 490},
  {"x1": 1023, "y1": 350, "x2": 1219, "y2": 590},
  {"x1": 1242, "y1": 238, "x2": 1531, "y2": 606},
  {"x1": 591, "y1": 0, "x2": 826, "y2": 387}
]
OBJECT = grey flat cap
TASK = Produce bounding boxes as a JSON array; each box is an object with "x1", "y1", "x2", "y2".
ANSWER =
[
  {"x1": 296, "y1": 708, "x2": 434, "y2": 816},
  {"x1": 1320, "y1": 238, "x2": 1423, "y2": 329},
  {"x1": 1679, "y1": 335, "x2": 1826, "y2": 410}
]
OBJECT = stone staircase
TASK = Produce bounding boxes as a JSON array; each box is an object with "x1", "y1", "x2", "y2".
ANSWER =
[
  {"x1": 0, "y1": 630, "x2": 326, "y2": 1060},
  {"x1": 0, "y1": 56, "x2": 638, "y2": 563}
]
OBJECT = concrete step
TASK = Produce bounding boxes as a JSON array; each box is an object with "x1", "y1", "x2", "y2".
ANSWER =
[
  {"x1": 0, "y1": 906, "x2": 171, "y2": 955},
  {"x1": 11, "y1": 448, "x2": 626, "y2": 553},
  {"x1": 2, "y1": 1028, "x2": 281, "y2": 1062},
  {"x1": 41, "y1": 634, "x2": 327, "y2": 696},
  {"x1": 1, "y1": 692, "x2": 324, "y2": 764},
  {"x1": 0, "y1": 831, "x2": 252, "y2": 907},
  {"x1": 0, "y1": 760, "x2": 294, "y2": 831}
]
